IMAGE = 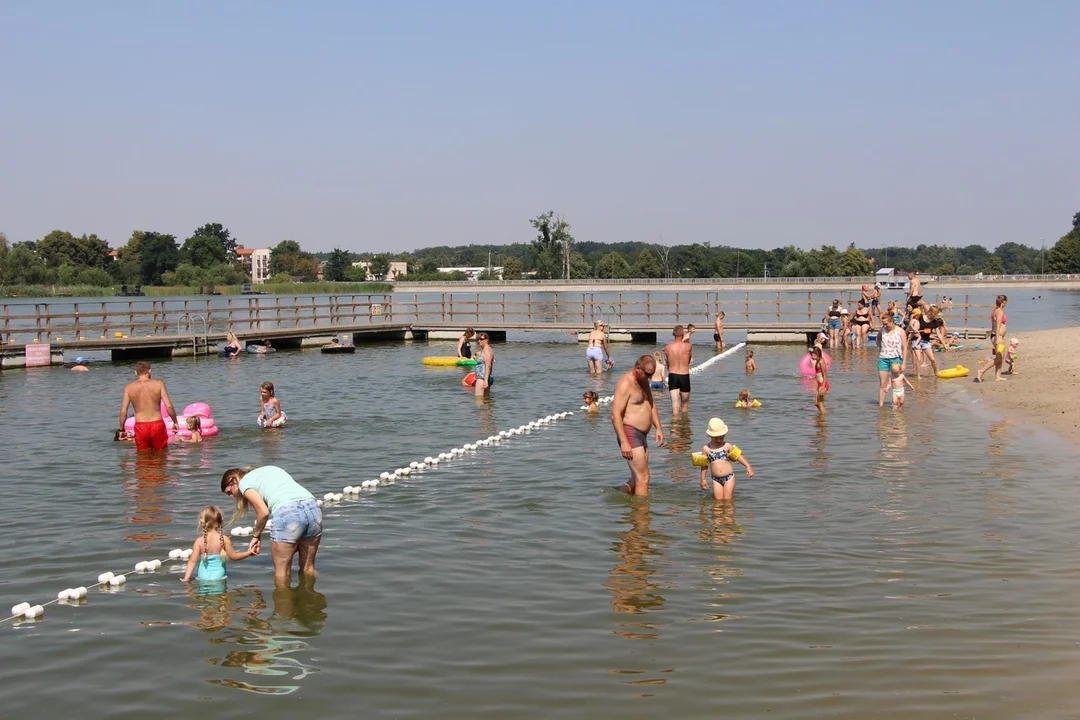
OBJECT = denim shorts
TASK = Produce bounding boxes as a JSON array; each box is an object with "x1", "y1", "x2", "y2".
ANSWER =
[
  {"x1": 828, "y1": 318, "x2": 842, "y2": 331},
  {"x1": 270, "y1": 498, "x2": 322, "y2": 543}
]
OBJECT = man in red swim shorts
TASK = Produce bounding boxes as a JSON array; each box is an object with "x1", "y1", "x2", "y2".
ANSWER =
[{"x1": 118, "y1": 361, "x2": 178, "y2": 451}]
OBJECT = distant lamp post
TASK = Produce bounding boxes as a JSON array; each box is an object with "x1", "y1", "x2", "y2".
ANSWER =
[
  {"x1": 763, "y1": 264, "x2": 769, "y2": 280},
  {"x1": 1041, "y1": 241, "x2": 1045, "y2": 274}
]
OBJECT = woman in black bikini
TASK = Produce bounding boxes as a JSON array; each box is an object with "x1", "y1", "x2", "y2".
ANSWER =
[{"x1": 852, "y1": 300, "x2": 872, "y2": 348}]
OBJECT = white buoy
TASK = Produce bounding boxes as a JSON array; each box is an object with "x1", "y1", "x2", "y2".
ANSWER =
[
  {"x1": 168, "y1": 549, "x2": 181, "y2": 559},
  {"x1": 424, "y1": 456, "x2": 434, "y2": 464},
  {"x1": 135, "y1": 561, "x2": 148, "y2": 572},
  {"x1": 11, "y1": 602, "x2": 30, "y2": 616},
  {"x1": 180, "y1": 549, "x2": 193, "y2": 560},
  {"x1": 57, "y1": 589, "x2": 71, "y2": 601},
  {"x1": 324, "y1": 492, "x2": 335, "y2": 501},
  {"x1": 317, "y1": 499, "x2": 324, "y2": 507},
  {"x1": 343, "y1": 485, "x2": 354, "y2": 494},
  {"x1": 109, "y1": 575, "x2": 126, "y2": 586},
  {"x1": 97, "y1": 572, "x2": 114, "y2": 584},
  {"x1": 147, "y1": 560, "x2": 160, "y2": 571},
  {"x1": 400, "y1": 468, "x2": 411, "y2": 476},
  {"x1": 24, "y1": 605, "x2": 44, "y2": 619},
  {"x1": 379, "y1": 472, "x2": 391, "y2": 480},
  {"x1": 430, "y1": 457, "x2": 440, "y2": 465},
  {"x1": 409, "y1": 461, "x2": 420, "y2": 469},
  {"x1": 230, "y1": 527, "x2": 243, "y2": 536},
  {"x1": 73, "y1": 586, "x2": 88, "y2": 599}
]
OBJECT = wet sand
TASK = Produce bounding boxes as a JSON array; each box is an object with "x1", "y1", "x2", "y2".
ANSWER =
[{"x1": 958, "y1": 327, "x2": 1080, "y2": 445}]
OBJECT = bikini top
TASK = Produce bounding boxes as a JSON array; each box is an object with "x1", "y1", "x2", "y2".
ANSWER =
[{"x1": 706, "y1": 443, "x2": 742, "y2": 462}]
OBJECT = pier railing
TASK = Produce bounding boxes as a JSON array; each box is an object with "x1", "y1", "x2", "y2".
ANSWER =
[
  {"x1": 0, "y1": 290, "x2": 984, "y2": 346},
  {"x1": 0, "y1": 295, "x2": 393, "y2": 345}
]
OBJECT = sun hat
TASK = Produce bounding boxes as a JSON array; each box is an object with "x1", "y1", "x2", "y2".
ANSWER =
[
  {"x1": 706, "y1": 417, "x2": 729, "y2": 437},
  {"x1": 75, "y1": 356, "x2": 86, "y2": 363},
  {"x1": 840, "y1": 307, "x2": 849, "y2": 314}
]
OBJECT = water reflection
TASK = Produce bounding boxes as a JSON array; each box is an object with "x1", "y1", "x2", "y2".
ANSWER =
[
  {"x1": 697, "y1": 500, "x2": 744, "y2": 546},
  {"x1": 205, "y1": 576, "x2": 327, "y2": 695},
  {"x1": 664, "y1": 415, "x2": 693, "y2": 486},
  {"x1": 809, "y1": 416, "x2": 831, "y2": 471},
  {"x1": 119, "y1": 450, "x2": 175, "y2": 545},
  {"x1": 605, "y1": 502, "x2": 669, "y2": 641}
]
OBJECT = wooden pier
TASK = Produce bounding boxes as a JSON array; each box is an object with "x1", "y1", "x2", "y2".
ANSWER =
[{"x1": 0, "y1": 290, "x2": 989, "y2": 367}]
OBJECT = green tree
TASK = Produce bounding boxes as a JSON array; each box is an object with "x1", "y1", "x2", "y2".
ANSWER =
[
  {"x1": 532, "y1": 246, "x2": 561, "y2": 279},
  {"x1": 1047, "y1": 212, "x2": 1080, "y2": 274},
  {"x1": 984, "y1": 255, "x2": 1006, "y2": 275},
  {"x1": 180, "y1": 234, "x2": 226, "y2": 268},
  {"x1": 368, "y1": 253, "x2": 392, "y2": 280},
  {"x1": 569, "y1": 251, "x2": 591, "y2": 279},
  {"x1": 37, "y1": 230, "x2": 111, "y2": 269},
  {"x1": 595, "y1": 252, "x2": 631, "y2": 279},
  {"x1": 838, "y1": 245, "x2": 873, "y2": 276},
  {"x1": 633, "y1": 247, "x2": 663, "y2": 278},
  {"x1": 324, "y1": 248, "x2": 352, "y2": 281},
  {"x1": 1, "y1": 243, "x2": 55, "y2": 284},
  {"x1": 138, "y1": 232, "x2": 180, "y2": 285},
  {"x1": 270, "y1": 240, "x2": 319, "y2": 280},
  {"x1": 530, "y1": 211, "x2": 575, "y2": 279},
  {"x1": 269, "y1": 272, "x2": 293, "y2": 285},
  {"x1": 502, "y1": 256, "x2": 524, "y2": 280},
  {"x1": 191, "y1": 223, "x2": 237, "y2": 259}
]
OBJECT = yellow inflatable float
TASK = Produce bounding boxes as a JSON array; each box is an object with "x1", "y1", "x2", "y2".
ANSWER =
[
  {"x1": 422, "y1": 356, "x2": 478, "y2": 367},
  {"x1": 735, "y1": 400, "x2": 762, "y2": 408},
  {"x1": 936, "y1": 365, "x2": 969, "y2": 379}
]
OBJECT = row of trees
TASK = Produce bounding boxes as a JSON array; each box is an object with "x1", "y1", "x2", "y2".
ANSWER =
[{"x1": 3, "y1": 212, "x2": 1078, "y2": 288}]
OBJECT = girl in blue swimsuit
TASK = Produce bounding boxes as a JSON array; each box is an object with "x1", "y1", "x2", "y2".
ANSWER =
[
  {"x1": 699, "y1": 417, "x2": 755, "y2": 501},
  {"x1": 180, "y1": 506, "x2": 255, "y2": 583}
]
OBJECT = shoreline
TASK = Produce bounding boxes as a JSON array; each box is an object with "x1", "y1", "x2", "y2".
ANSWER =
[{"x1": 959, "y1": 326, "x2": 1080, "y2": 445}]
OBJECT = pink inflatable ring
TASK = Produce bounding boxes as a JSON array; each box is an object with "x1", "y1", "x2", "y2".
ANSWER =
[{"x1": 124, "y1": 401, "x2": 218, "y2": 438}]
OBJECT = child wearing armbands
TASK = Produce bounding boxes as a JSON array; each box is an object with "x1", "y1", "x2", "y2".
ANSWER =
[
  {"x1": 695, "y1": 417, "x2": 754, "y2": 501},
  {"x1": 735, "y1": 389, "x2": 762, "y2": 408}
]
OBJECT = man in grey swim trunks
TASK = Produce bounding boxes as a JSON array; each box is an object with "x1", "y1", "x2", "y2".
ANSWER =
[{"x1": 612, "y1": 355, "x2": 665, "y2": 497}]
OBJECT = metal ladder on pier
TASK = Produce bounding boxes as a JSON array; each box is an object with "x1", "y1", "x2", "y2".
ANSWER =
[{"x1": 176, "y1": 314, "x2": 210, "y2": 357}]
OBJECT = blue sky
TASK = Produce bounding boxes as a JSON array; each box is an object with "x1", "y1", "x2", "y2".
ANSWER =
[{"x1": 2, "y1": 1, "x2": 1077, "y2": 253}]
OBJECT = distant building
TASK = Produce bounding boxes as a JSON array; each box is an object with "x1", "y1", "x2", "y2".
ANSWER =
[
  {"x1": 251, "y1": 248, "x2": 271, "y2": 284},
  {"x1": 351, "y1": 261, "x2": 409, "y2": 281},
  {"x1": 437, "y1": 266, "x2": 504, "y2": 281}
]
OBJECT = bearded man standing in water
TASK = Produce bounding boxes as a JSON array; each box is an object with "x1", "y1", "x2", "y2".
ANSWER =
[{"x1": 611, "y1": 355, "x2": 665, "y2": 497}]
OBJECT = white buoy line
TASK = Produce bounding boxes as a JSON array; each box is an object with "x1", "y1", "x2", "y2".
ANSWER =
[{"x1": 6, "y1": 344, "x2": 746, "y2": 627}]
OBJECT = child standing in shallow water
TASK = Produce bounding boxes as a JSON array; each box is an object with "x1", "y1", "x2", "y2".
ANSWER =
[
  {"x1": 889, "y1": 362, "x2": 915, "y2": 408},
  {"x1": 180, "y1": 506, "x2": 254, "y2": 582},
  {"x1": 257, "y1": 381, "x2": 287, "y2": 428},
  {"x1": 699, "y1": 417, "x2": 754, "y2": 501},
  {"x1": 812, "y1": 346, "x2": 829, "y2": 415},
  {"x1": 744, "y1": 349, "x2": 756, "y2": 373}
]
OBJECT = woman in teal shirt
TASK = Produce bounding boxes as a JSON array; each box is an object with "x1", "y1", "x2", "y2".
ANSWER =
[{"x1": 221, "y1": 465, "x2": 322, "y2": 582}]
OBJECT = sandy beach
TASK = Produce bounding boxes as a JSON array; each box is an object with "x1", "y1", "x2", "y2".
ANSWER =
[{"x1": 949, "y1": 326, "x2": 1080, "y2": 445}]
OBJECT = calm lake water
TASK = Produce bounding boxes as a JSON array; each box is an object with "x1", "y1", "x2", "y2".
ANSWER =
[{"x1": 2, "y1": 296, "x2": 1079, "y2": 719}]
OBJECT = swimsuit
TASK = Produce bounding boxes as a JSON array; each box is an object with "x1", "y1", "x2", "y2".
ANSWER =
[
  {"x1": 706, "y1": 446, "x2": 735, "y2": 485},
  {"x1": 907, "y1": 294, "x2": 922, "y2": 308},
  {"x1": 650, "y1": 380, "x2": 665, "y2": 389},
  {"x1": 475, "y1": 355, "x2": 493, "y2": 386},
  {"x1": 713, "y1": 332, "x2": 722, "y2": 341},
  {"x1": 620, "y1": 424, "x2": 648, "y2": 450},
  {"x1": 258, "y1": 400, "x2": 287, "y2": 428},
  {"x1": 667, "y1": 373, "x2": 691, "y2": 393},
  {"x1": 586, "y1": 346, "x2": 604, "y2": 361},
  {"x1": 460, "y1": 341, "x2": 472, "y2": 359},
  {"x1": 133, "y1": 419, "x2": 168, "y2": 451},
  {"x1": 196, "y1": 552, "x2": 227, "y2": 581}
]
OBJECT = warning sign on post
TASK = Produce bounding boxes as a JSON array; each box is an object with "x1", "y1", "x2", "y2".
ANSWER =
[
  {"x1": 25, "y1": 343, "x2": 52, "y2": 368},
  {"x1": 370, "y1": 303, "x2": 383, "y2": 316}
]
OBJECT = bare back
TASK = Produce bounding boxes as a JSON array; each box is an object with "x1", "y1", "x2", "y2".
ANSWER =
[
  {"x1": 122, "y1": 377, "x2": 173, "y2": 423},
  {"x1": 664, "y1": 340, "x2": 691, "y2": 374},
  {"x1": 588, "y1": 328, "x2": 606, "y2": 346},
  {"x1": 613, "y1": 371, "x2": 654, "y2": 432}
]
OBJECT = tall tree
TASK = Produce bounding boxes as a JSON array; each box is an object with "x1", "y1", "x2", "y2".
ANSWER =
[
  {"x1": 530, "y1": 211, "x2": 575, "y2": 279},
  {"x1": 595, "y1": 252, "x2": 631, "y2": 279},
  {"x1": 270, "y1": 240, "x2": 318, "y2": 280},
  {"x1": 191, "y1": 223, "x2": 237, "y2": 259},
  {"x1": 138, "y1": 232, "x2": 179, "y2": 285},
  {"x1": 179, "y1": 234, "x2": 226, "y2": 268},
  {"x1": 36, "y1": 230, "x2": 111, "y2": 269},
  {"x1": 324, "y1": 248, "x2": 352, "y2": 281},
  {"x1": 1047, "y1": 212, "x2": 1080, "y2": 273},
  {"x1": 633, "y1": 247, "x2": 663, "y2": 278}
]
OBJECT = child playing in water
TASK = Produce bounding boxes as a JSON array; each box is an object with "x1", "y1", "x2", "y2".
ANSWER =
[
  {"x1": 184, "y1": 415, "x2": 203, "y2": 443},
  {"x1": 735, "y1": 389, "x2": 762, "y2": 408},
  {"x1": 114, "y1": 429, "x2": 134, "y2": 442},
  {"x1": 699, "y1": 417, "x2": 754, "y2": 501},
  {"x1": 649, "y1": 351, "x2": 666, "y2": 389},
  {"x1": 583, "y1": 390, "x2": 600, "y2": 414},
  {"x1": 813, "y1": 345, "x2": 829, "y2": 415},
  {"x1": 1005, "y1": 338, "x2": 1019, "y2": 374},
  {"x1": 257, "y1": 381, "x2": 287, "y2": 428},
  {"x1": 744, "y1": 349, "x2": 756, "y2": 373},
  {"x1": 179, "y1": 506, "x2": 255, "y2": 583},
  {"x1": 889, "y1": 362, "x2": 915, "y2": 408}
]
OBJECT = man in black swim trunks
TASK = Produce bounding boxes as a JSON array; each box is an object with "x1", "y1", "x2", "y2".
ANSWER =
[
  {"x1": 905, "y1": 271, "x2": 922, "y2": 309},
  {"x1": 664, "y1": 325, "x2": 693, "y2": 414}
]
